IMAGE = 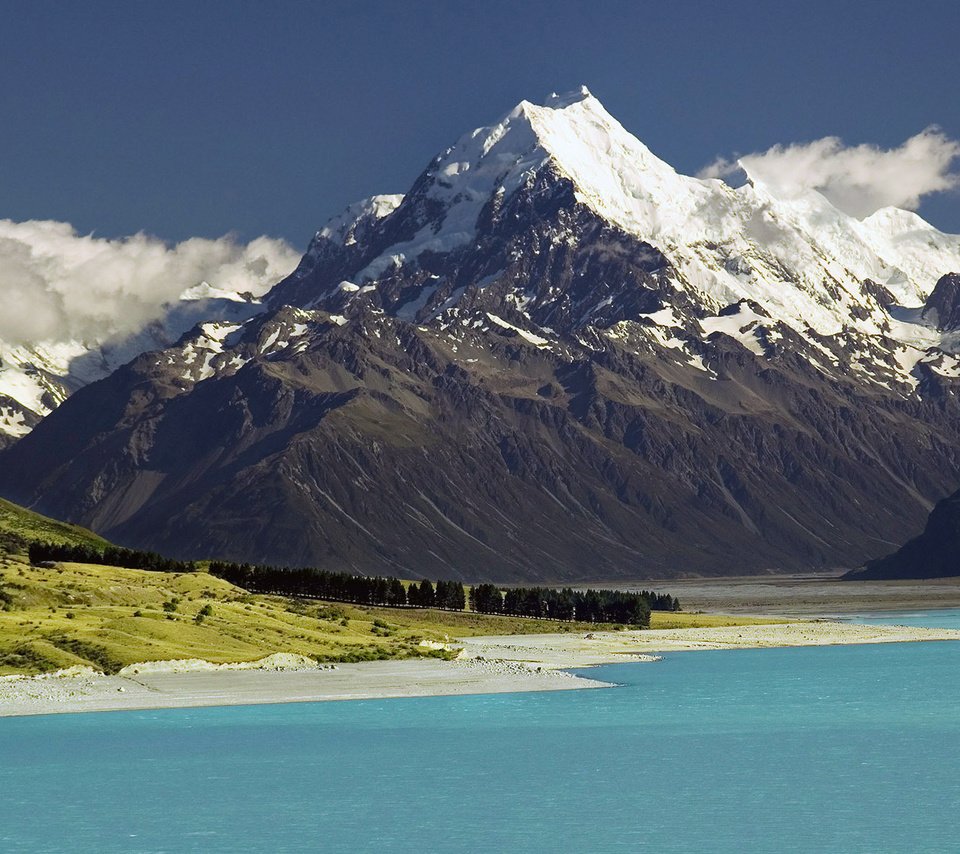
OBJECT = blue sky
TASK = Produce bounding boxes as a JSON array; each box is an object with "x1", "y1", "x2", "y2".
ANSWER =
[{"x1": 2, "y1": 0, "x2": 959, "y2": 248}]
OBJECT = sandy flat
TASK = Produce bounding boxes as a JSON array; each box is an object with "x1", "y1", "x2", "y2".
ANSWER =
[
  {"x1": 0, "y1": 657, "x2": 609, "y2": 718},
  {"x1": 2, "y1": 620, "x2": 959, "y2": 718},
  {"x1": 458, "y1": 620, "x2": 960, "y2": 666}
]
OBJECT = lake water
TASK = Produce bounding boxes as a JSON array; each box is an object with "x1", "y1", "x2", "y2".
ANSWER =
[
  {"x1": 841, "y1": 607, "x2": 960, "y2": 630},
  {"x1": 2, "y1": 613, "x2": 958, "y2": 853}
]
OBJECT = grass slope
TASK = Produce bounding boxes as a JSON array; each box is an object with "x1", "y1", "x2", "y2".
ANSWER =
[
  {"x1": 0, "y1": 498, "x2": 108, "y2": 551},
  {"x1": 0, "y1": 557, "x2": 453, "y2": 675},
  {"x1": 0, "y1": 556, "x2": 783, "y2": 676}
]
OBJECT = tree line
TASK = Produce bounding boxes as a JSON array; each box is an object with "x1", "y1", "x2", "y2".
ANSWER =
[
  {"x1": 28, "y1": 542, "x2": 197, "y2": 573},
  {"x1": 207, "y1": 562, "x2": 671, "y2": 625},
  {"x1": 207, "y1": 561, "x2": 468, "y2": 610},
  {"x1": 470, "y1": 584, "x2": 678, "y2": 626},
  {"x1": 28, "y1": 542, "x2": 679, "y2": 627}
]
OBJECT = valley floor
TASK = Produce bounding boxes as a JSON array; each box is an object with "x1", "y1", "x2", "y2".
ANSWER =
[
  {"x1": 3, "y1": 620, "x2": 959, "y2": 718},
  {"x1": 611, "y1": 573, "x2": 960, "y2": 615}
]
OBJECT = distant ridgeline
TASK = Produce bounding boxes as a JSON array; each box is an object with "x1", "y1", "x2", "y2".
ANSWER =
[{"x1": 26, "y1": 543, "x2": 679, "y2": 627}]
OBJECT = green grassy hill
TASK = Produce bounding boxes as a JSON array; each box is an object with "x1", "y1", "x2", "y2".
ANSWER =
[
  {"x1": 0, "y1": 558, "x2": 456, "y2": 674},
  {"x1": 0, "y1": 498, "x2": 108, "y2": 552},
  {"x1": 0, "y1": 558, "x2": 612, "y2": 675},
  {"x1": 0, "y1": 555, "x2": 782, "y2": 676}
]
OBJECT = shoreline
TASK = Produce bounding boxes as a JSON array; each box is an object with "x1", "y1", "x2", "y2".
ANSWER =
[
  {"x1": 0, "y1": 657, "x2": 616, "y2": 719},
  {"x1": 3, "y1": 620, "x2": 960, "y2": 718}
]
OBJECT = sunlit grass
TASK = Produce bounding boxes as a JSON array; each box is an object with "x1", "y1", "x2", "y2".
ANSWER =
[
  {"x1": 0, "y1": 553, "x2": 789, "y2": 676},
  {"x1": 0, "y1": 559, "x2": 673, "y2": 675},
  {"x1": 649, "y1": 611, "x2": 793, "y2": 629},
  {"x1": 0, "y1": 498, "x2": 107, "y2": 550}
]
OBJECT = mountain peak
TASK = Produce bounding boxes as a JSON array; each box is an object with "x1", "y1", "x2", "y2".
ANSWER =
[
  {"x1": 279, "y1": 87, "x2": 960, "y2": 351},
  {"x1": 316, "y1": 194, "x2": 403, "y2": 247},
  {"x1": 542, "y1": 85, "x2": 595, "y2": 108},
  {"x1": 322, "y1": 86, "x2": 680, "y2": 284}
]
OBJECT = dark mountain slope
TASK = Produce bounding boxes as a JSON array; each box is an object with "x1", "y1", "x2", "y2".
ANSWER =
[
  {"x1": 845, "y1": 490, "x2": 960, "y2": 580},
  {"x1": 3, "y1": 296, "x2": 959, "y2": 581}
]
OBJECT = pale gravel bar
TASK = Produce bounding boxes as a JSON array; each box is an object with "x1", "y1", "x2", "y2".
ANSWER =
[
  {"x1": 457, "y1": 620, "x2": 960, "y2": 665},
  {"x1": 2, "y1": 621, "x2": 959, "y2": 718},
  {"x1": 0, "y1": 658, "x2": 612, "y2": 718}
]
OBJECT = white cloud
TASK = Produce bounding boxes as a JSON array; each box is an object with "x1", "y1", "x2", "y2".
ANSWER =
[
  {"x1": 0, "y1": 219, "x2": 300, "y2": 347},
  {"x1": 699, "y1": 128, "x2": 960, "y2": 218}
]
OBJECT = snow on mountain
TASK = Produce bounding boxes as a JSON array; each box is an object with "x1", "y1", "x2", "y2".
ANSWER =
[
  {"x1": 5, "y1": 88, "x2": 960, "y2": 444},
  {"x1": 0, "y1": 219, "x2": 299, "y2": 443},
  {"x1": 0, "y1": 284, "x2": 267, "y2": 444},
  {"x1": 285, "y1": 194, "x2": 405, "y2": 288},
  {"x1": 277, "y1": 86, "x2": 960, "y2": 396},
  {"x1": 318, "y1": 195, "x2": 405, "y2": 246}
]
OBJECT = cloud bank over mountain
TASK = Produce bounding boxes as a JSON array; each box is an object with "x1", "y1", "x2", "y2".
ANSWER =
[
  {"x1": 0, "y1": 219, "x2": 299, "y2": 347},
  {"x1": 700, "y1": 128, "x2": 960, "y2": 218}
]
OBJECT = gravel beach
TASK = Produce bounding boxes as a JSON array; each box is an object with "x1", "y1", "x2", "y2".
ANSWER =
[{"x1": 2, "y1": 620, "x2": 959, "y2": 717}]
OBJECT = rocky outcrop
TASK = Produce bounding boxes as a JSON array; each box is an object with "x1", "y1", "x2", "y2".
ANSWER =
[
  {"x1": 846, "y1": 490, "x2": 960, "y2": 579},
  {"x1": 923, "y1": 273, "x2": 960, "y2": 330}
]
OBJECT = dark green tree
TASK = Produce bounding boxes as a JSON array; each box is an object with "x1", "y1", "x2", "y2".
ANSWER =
[
  {"x1": 387, "y1": 578, "x2": 407, "y2": 606},
  {"x1": 417, "y1": 579, "x2": 435, "y2": 608}
]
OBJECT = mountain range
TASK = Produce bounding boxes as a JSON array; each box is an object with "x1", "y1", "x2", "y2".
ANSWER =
[
  {"x1": 3, "y1": 87, "x2": 960, "y2": 581},
  {"x1": 0, "y1": 285, "x2": 265, "y2": 447}
]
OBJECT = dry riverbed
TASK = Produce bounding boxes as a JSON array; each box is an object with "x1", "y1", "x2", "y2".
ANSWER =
[{"x1": 619, "y1": 574, "x2": 960, "y2": 615}]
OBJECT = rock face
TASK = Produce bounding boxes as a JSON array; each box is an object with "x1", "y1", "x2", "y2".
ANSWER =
[
  {"x1": 3, "y1": 88, "x2": 960, "y2": 581},
  {"x1": 923, "y1": 273, "x2": 960, "y2": 331},
  {"x1": 846, "y1": 491, "x2": 960, "y2": 579}
]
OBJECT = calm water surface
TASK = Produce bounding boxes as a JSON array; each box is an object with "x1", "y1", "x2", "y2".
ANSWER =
[
  {"x1": 841, "y1": 607, "x2": 960, "y2": 630},
  {"x1": 1, "y1": 611, "x2": 958, "y2": 853}
]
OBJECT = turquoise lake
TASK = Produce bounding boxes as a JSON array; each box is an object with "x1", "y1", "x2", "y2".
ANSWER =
[
  {"x1": 2, "y1": 614, "x2": 959, "y2": 853},
  {"x1": 841, "y1": 607, "x2": 960, "y2": 630}
]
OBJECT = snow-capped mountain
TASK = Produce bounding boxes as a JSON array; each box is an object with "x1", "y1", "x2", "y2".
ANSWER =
[
  {"x1": 3, "y1": 88, "x2": 960, "y2": 581},
  {"x1": 275, "y1": 86, "x2": 960, "y2": 390},
  {"x1": 0, "y1": 287, "x2": 265, "y2": 445}
]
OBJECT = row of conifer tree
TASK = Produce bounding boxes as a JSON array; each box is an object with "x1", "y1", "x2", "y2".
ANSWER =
[
  {"x1": 208, "y1": 562, "x2": 469, "y2": 610},
  {"x1": 28, "y1": 542, "x2": 679, "y2": 627},
  {"x1": 470, "y1": 584, "x2": 679, "y2": 624},
  {"x1": 207, "y1": 562, "x2": 674, "y2": 626},
  {"x1": 28, "y1": 542, "x2": 197, "y2": 573}
]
